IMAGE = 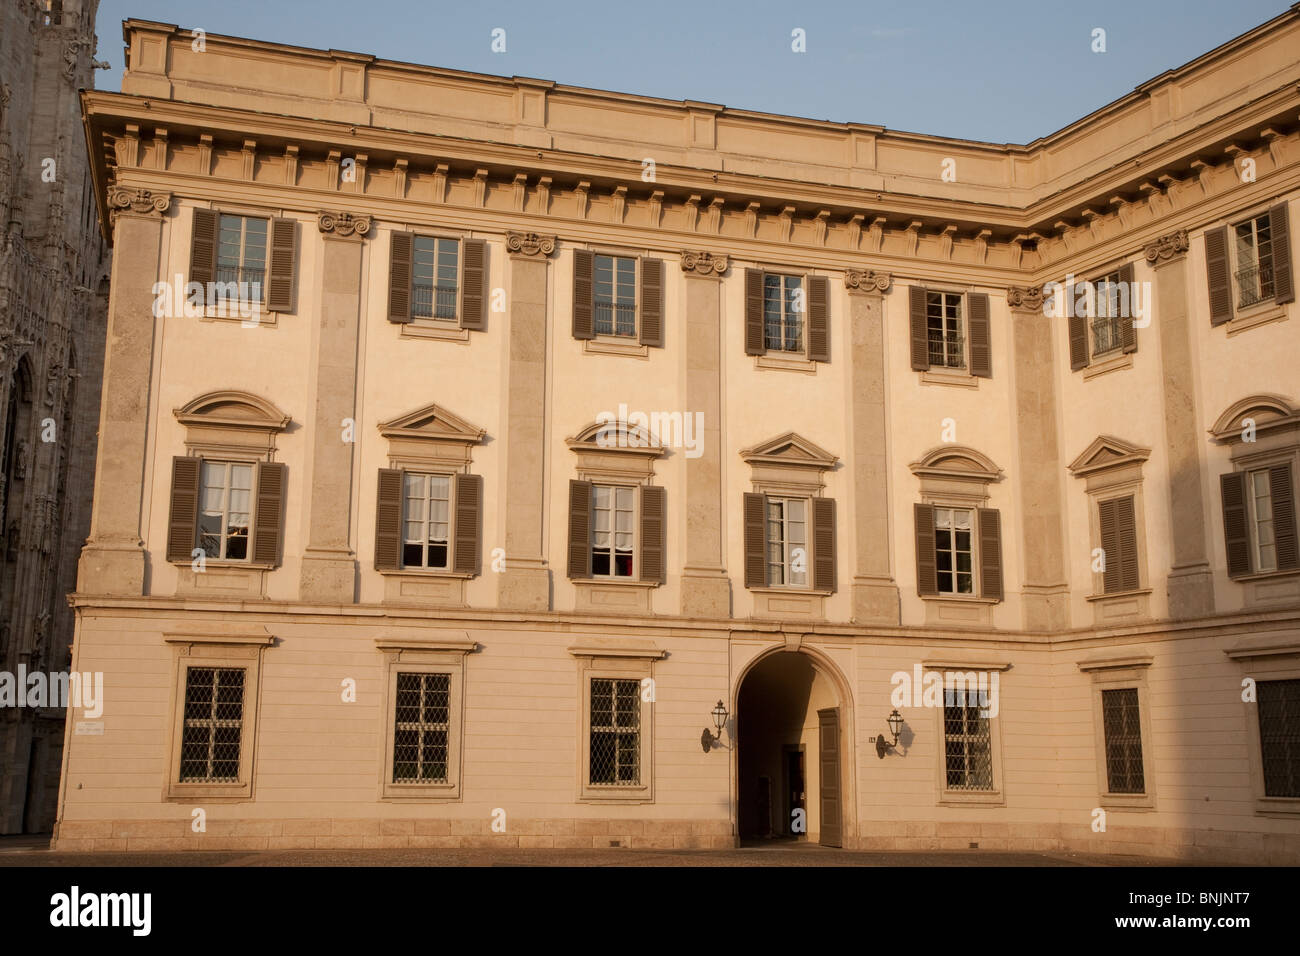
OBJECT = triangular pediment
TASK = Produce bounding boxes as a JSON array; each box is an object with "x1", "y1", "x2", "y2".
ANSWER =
[
  {"x1": 378, "y1": 402, "x2": 485, "y2": 443},
  {"x1": 740, "y1": 432, "x2": 838, "y2": 468},
  {"x1": 1068, "y1": 435, "x2": 1151, "y2": 476}
]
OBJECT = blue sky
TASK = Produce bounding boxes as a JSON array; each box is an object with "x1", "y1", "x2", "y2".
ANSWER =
[{"x1": 94, "y1": 0, "x2": 1288, "y2": 143}]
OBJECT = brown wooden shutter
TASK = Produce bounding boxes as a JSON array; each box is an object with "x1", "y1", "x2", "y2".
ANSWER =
[
  {"x1": 1205, "y1": 226, "x2": 1233, "y2": 326},
  {"x1": 909, "y1": 285, "x2": 929, "y2": 370},
  {"x1": 452, "y1": 473, "x2": 482, "y2": 574},
  {"x1": 567, "y1": 479, "x2": 592, "y2": 578},
  {"x1": 744, "y1": 269, "x2": 766, "y2": 355},
  {"x1": 743, "y1": 492, "x2": 766, "y2": 588},
  {"x1": 1270, "y1": 202, "x2": 1294, "y2": 305},
  {"x1": 1270, "y1": 463, "x2": 1298, "y2": 571},
  {"x1": 388, "y1": 232, "x2": 414, "y2": 324},
  {"x1": 914, "y1": 503, "x2": 937, "y2": 595},
  {"x1": 460, "y1": 238, "x2": 488, "y2": 331},
  {"x1": 251, "y1": 461, "x2": 287, "y2": 565},
  {"x1": 374, "y1": 468, "x2": 404, "y2": 571},
  {"x1": 807, "y1": 275, "x2": 830, "y2": 362},
  {"x1": 1068, "y1": 280, "x2": 1088, "y2": 370},
  {"x1": 1098, "y1": 497, "x2": 1121, "y2": 593},
  {"x1": 639, "y1": 257, "x2": 664, "y2": 347},
  {"x1": 166, "y1": 456, "x2": 201, "y2": 563},
  {"x1": 266, "y1": 218, "x2": 297, "y2": 313},
  {"x1": 1220, "y1": 471, "x2": 1250, "y2": 577},
  {"x1": 967, "y1": 292, "x2": 991, "y2": 377},
  {"x1": 189, "y1": 208, "x2": 218, "y2": 289},
  {"x1": 573, "y1": 249, "x2": 594, "y2": 340},
  {"x1": 812, "y1": 497, "x2": 836, "y2": 592},
  {"x1": 1115, "y1": 495, "x2": 1140, "y2": 591},
  {"x1": 639, "y1": 485, "x2": 666, "y2": 584},
  {"x1": 1118, "y1": 261, "x2": 1137, "y2": 354},
  {"x1": 977, "y1": 507, "x2": 1003, "y2": 600}
]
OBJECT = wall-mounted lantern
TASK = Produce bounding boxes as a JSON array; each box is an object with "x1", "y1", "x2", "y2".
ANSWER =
[
  {"x1": 875, "y1": 709, "x2": 904, "y2": 759},
  {"x1": 701, "y1": 700, "x2": 729, "y2": 751}
]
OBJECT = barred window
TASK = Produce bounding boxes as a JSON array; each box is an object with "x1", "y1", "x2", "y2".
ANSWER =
[
  {"x1": 179, "y1": 667, "x2": 245, "y2": 783},
  {"x1": 392, "y1": 672, "x2": 451, "y2": 784},
  {"x1": 926, "y1": 291, "x2": 964, "y2": 369},
  {"x1": 1259, "y1": 678, "x2": 1300, "y2": 798},
  {"x1": 1233, "y1": 213, "x2": 1274, "y2": 309},
  {"x1": 943, "y1": 702, "x2": 992, "y2": 791},
  {"x1": 766, "y1": 496, "x2": 808, "y2": 587},
  {"x1": 1090, "y1": 270, "x2": 1125, "y2": 357},
  {"x1": 198, "y1": 460, "x2": 252, "y2": 560},
  {"x1": 589, "y1": 678, "x2": 640, "y2": 786},
  {"x1": 1101, "y1": 688, "x2": 1145, "y2": 794},
  {"x1": 412, "y1": 236, "x2": 459, "y2": 320},
  {"x1": 763, "y1": 273, "x2": 804, "y2": 352},
  {"x1": 594, "y1": 254, "x2": 636, "y2": 336},
  {"x1": 216, "y1": 214, "x2": 267, "y2": 302},
  {"x1": 402, "y1": 472, "x2": 451, "y2": 569}
]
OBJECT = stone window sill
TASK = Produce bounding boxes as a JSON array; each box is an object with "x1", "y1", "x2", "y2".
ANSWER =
[
  {"x1": 198, "y1": 306, "x2": 278, "y2": 328},
  {"x1": 378, "y1": 568, "x2": 475, "y2": 579},
  {"x1": 584, "y1": 336, "x2": 648, "y2": 358},
  {"x1": 1086, "y1": 587, "x2": 1152, "y2": 603},
  {"x1": 922, "y1": 593, "x2": 999, "y2": 605},
  {"x1": 578, "y1": 786, "x2": 653, "y2": 805},
  {"x1": 755, "y1": 353, "x2": 817, "y2": 374},
  {"x1": 938, "y1": 790, "x2": 1004, "y2": 807},
  {"x1": 920, "y1": 367, "x2": 977, "y2": 388},
  {"x1": 1099, "y1": 792, "x2": 1155, "y2": 810},
  {"x1": 1231, "y1": 568, "x2": 1300, "y2": 584},
  {"x1": 1255, "y1": 797, "x2": 1300, "y2": 817},
  {"x1": 1226, "y1": 302, "x2": 1287, "y2": 336},
  {"x1": 381, "y1": 783, "x2": 461, "y2": 802},
  {"x1": 176, "y1": 559, "x2": 274, "y2": 571},
  {"x1": 400, "y1": 321, "x2": 470, "y2": 343},
  {"x1": 1082, "y1": 350, "x2": 1134, "y2": 380},
  {"x1": 749, "y1": 585, "x2": 832, "y2": 598}
]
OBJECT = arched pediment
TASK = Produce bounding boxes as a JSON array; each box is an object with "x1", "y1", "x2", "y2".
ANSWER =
[
  {"x1": 1068, "y1": 435, "x2": 1151, "y2": 476},
  {"x1": 909, "y1": 445, "x2": 1003, "y2": 482},
  {"x1": 568, "y1": 418, "x2": 663, "y2": 454},
  {"x1": 740, "y1": 432, "x2": 838, "y2": 469},
  {"x1": 378, "y1": 402, "x2": 485, "y2": 443},
  {"x1": 1209, "y1": 394, "x2": 1300, "y2": 443},
  {"x1": 174, "y1": 390, "x2": 290, "y2": 430}
]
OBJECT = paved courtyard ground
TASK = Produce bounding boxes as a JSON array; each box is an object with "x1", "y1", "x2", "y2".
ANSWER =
[{"x1": 0, "y1": 835, "x2": 1207, "y2": 866}]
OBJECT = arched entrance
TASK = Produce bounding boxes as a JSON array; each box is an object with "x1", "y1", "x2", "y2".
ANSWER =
[{"x1": 735, "y1": 648, "x2": 852, "y2": 847}]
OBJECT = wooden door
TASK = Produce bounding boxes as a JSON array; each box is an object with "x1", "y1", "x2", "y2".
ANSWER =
[{"x1": 818, "y1": 708, "x2": 842, "y2": 847}]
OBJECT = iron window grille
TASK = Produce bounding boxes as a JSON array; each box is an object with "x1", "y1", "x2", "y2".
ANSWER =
[
  {"x1": 215, "y1": 214, "x2": 268, "y2": 305},
  {"x1": 594, "y1": 254, "x2": 637, "y2": 336},
  {"x1": 934, "y1": 506, "x2": 975, "y2": 594},
  {"x1": 179, "y1": 666, "x2": 245, "y2": 782},
  {"x1": 591, "y1": 484, "x2": 634, "y2": 577},
  {"x1": 412, "y1": 236, "x2": 459, "y2": 320},
  {"x1": 392, "y1": 672, "x2": 451, "y2": 784},
  {"x1": 589, "y1": 677, "x2": 640, "y2": 786},
  {"x1": 1101, "y1": 687, "x2": 1145, "y2": 794},
  {"x1": 401, "y1": 472, "x2": 451, "y2": 569},
  {"x1": 765, "y1": 495, "x2": 808, "y2": 587},
  {"x1": 1233, "y1": 213, "x2": 1275, "y2": 308},
  {"x1": 197, "y1": 460, "x2": 253, "y2": 560},
  {"x1": 943, "y1": 702, "x2": 993, "y2": 790},
  {"x1": 763, "y1": 273, "x2": 804, "y2": 352},
  {"x1": 1089, "y1": 272, "x2": 1126, "y2": 356},
  {"x1": 926, "y1": 291, "x2": 964, "y2": 369},
  {"x1": 1259, "y1": 678, "x2": 1300, "y2": 798}
]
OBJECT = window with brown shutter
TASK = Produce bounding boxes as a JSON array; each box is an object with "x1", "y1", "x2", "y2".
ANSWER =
[
  {"x1": 189, "y1": 209, "x2": 218, "y2": 291},
  {"x1": 909, "y1": 286, "x2": 930, "y2": 371},
  {"x1": 1118, "y1": 262, "x2": 1137, "y2": 354},
  {"x1": 374, "y1": 468, "x2": 404, "y2": 571},
  {"x1": 1068, "y1": 280, "x2": 1089, "y2": 370},
  {"x1": 166, "y1": 456, "x2": 201, "y2": 563},
  {"x1": 1270, "y1": 202, "x2": 1294, "y2": 305},
  {"x1": 567, "y1": 479, "x2": 593, "y2": 578},
  {"x1": 743, "y1": 491, "x2": 766, "y2": 587},
  {"x1": 812, "y1": 497, "x2": 836, "y2": 592},
  {"x1": 452, "y1": 473, "x2": 482, "y2": 574},
  {"x1": 251, "y1": 461, "x2": 286, "y2": 565},
  {"x1": 388, "y1": 232, "x2": 414, "y2": 324},
  {"x1": 1205, "y1": 226, "x2": 1233, "y2": 325},
  {"x1": 744, "y1": 269, "x2": 766, "y2": 356},
  {"x1": 638, "y1": 485, "x2": 666, "y2": 584},
  {"x1": 1270, "y1": 462, "x2": 1299, "y2": 571},
  {"x1": 807, "y1": 275, "x2": 830, "y2": 362},
  {"x1": 639, "y1": 258, "x2": 664, "y2": 347},
  {"x1": 967, "y1": 293, "x2": 991, "y2": 378},
  {"x1": 266, "y1": 218, "x2": 298, "y2": 313},
  {"x1": 1227, "y1": 463, "x2": 1300, "y2": 577},
  {"x1": 460, "y1": 239, "x2": 488, "y2": 331},
  {"x1": 977, "y1": 507, "x2": 1003, "y2": 600},
  {"x1": 573, "y1": 249, "x2": 595, "y2": 340},
  {"x1": 1098, "y1": 495, "x2": 1139, "y2": 594},
  {"x1": 914, "y1": 503, "x2": 938, "y2": 595},
  {"x1": 1220, "y1": 471, "x2": 1251, "y2": 577}
]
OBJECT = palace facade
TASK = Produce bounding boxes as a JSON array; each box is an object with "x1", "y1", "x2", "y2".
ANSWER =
[{"x1": 59, "y1": 11, "x2": 1300, "y2": 860}]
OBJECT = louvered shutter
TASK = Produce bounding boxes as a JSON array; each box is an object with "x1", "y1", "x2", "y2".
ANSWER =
[
  {"x1": 573, "y1": 249, "x2": 594, "y2": 340},
  {"x1": 639, "y1": 258, "x2": 664, "y2": 347},
  {"x1": 1205, "y1": 226, "x2": 1233, "y2": 326},
  {"x1": 452, "y1": 473, "x2": 482, "y2": 574},
  {"x1": 189, "y1": 208, "x2": 218, "y2": 290},
  {"x1": 266, "y1": 218, "x2": 297, "y2": 313},
  {"x1": 909, "y1": 286, "x2": 929, "y2": 370},
  {"x1": 1118, "y1": 261, "x2": 1137, "y2": 354},
  {"x1": 166, "y1": 456, "x2": 201, "y2": 563},
  {"x1": 977, "y1": 507, "x2": 1003, "y2": 600},
  {"x1": 567, "y1": 480, "x2": 592, "y2": 578},
  {"x1": 1098, "y1": 497, "x2": 1121, "y2": 593},
  {"x1": 744, "y1": 269, "x2": 765, "y2": 355},
  {"x1": 1068, "y1": 280, "x2": 1088, "y2": 370},
  {"x1": 460, "y1": 238, "x2": 488, "y2": 331},
  {"x1": 1117, "y1": 495, "x2": 1140, "y2": 591},
  {"x1": 968, "y1": 292, "x2": 991, "y2": 377},
  {"x1": 743, "y1": 492, "x2": 766, "y2": 588},
  {"x1": 1270, "y1": 463, "x2": 1298, "y2": 571},
  {"x1": 914, "y1": 503, "x2": 937, "y2": 595},
  {"x1": 388, "y1": 232, "x2": 414, "y2": 324},
  {"x1": 807, "y1": 275, "x2": 830, "y2": 362},
  {"x1": 1270, "y1": 203, "x2": 1294, "y2": 305},
  {"x1": 251, "y1": 462, "x2": 286, "y2": 565},
  {"x1": 639, "y1": 485, "x2": 666, "y2": 584},
  {"x1": 812, "y1": 497, "x2": 836, "y2": 592},
  {"x1": 1220, "y1": 471, "x2": 1250, "y2": 577},
  {"x1": 374, "y1": 469, "x2": 404, "y2": 571}
]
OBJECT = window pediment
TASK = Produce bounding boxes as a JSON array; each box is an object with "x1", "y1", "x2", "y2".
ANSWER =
[
  {"x1": 174, "y1": 390, "x2": 290, "y2": 458},
  {"x1": 909, "y1": 445, "x2": 1003, "y2": 483},
  {"x1": 1067, "y1": 435, "x2": 1151, "y2": 477},
  {"x1": 741, "y1": 432, "x2": 837, "y2": 496},
  {"x1": 567, "y1": 420, "x2": 664, "y2": 483},
  {"x1": 379, "y1": 402, "x2": 485, "y2": 470},
  {"x1": 1209, "y1": 394, "x2": 1300, "y2": 447}
]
